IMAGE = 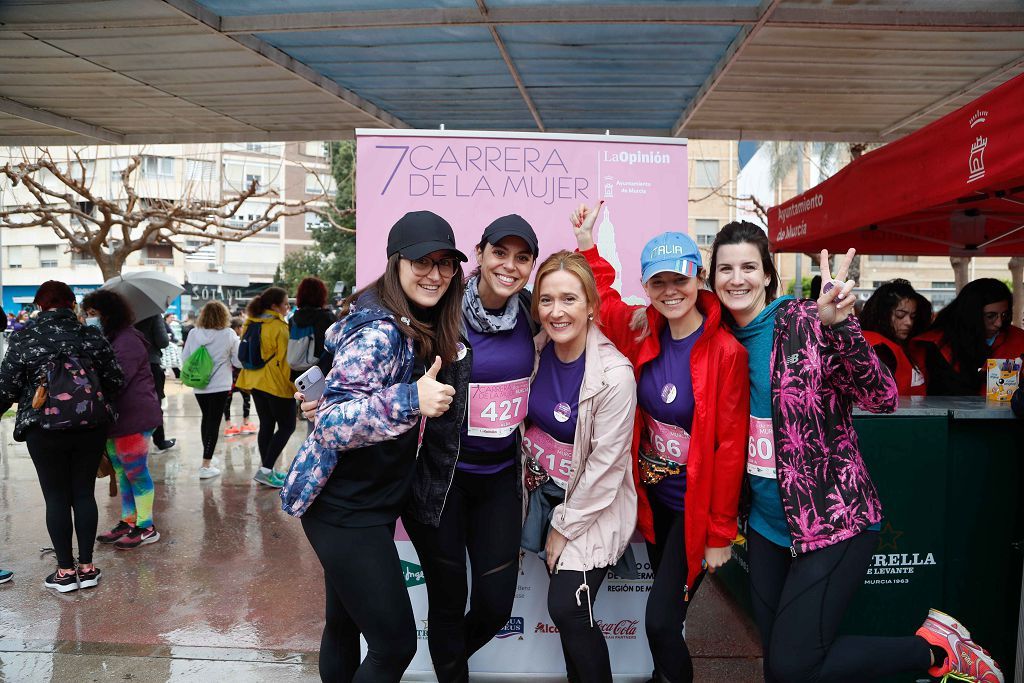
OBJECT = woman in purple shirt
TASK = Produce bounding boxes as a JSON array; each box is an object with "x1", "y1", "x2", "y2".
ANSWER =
[{"x1": 403, "y1": 215, "x2": 539, "y2": 682}]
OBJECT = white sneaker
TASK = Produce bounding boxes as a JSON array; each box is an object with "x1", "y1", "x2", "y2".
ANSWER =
[{"x1": 198, "y1": 466, "x2": 221, "y2": 480}]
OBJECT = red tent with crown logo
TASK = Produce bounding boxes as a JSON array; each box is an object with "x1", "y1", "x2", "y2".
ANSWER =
[{"x1": 769, "y1": 72, "x2": 1024, "y2": 257}]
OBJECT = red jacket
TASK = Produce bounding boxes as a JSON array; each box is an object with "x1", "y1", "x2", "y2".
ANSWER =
[
  {"x1": 862, "y1": 331, "x2": 926, "y2": 397},
  {"x1": 581, "y1": 246, "x2": 749, "y2": 591},
  {"x1": 911, "y1": 324, "x2": 1024, "y2": 395}
]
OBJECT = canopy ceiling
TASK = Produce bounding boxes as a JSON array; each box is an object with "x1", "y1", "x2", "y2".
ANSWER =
[{"x1": 1, "y1": 0, "x2": 1023, "y2": 145}]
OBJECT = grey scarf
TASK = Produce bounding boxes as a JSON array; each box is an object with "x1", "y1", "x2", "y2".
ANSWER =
[{"x1": 462, "y1": 275, "x2": 519, "y2": 333}]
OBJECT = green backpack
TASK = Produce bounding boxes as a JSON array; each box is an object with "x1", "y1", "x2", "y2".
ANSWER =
[{"x1": 181, "y1": 345, "x2": 214, "y2": 388}]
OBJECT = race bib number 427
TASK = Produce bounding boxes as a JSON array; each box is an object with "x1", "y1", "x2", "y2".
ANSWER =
[{"x1": 466, "y1": 378, "x2": 530, "y2": 438}]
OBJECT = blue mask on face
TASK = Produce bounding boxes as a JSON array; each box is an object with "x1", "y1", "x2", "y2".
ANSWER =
[{"x1": 85, "y1": 316, "x2": 101, "y2": 328}]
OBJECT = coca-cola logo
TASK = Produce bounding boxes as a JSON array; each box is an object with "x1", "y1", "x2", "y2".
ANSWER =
[{"x1": 534, "y1": 619, "x2": 639, "y2": 639}]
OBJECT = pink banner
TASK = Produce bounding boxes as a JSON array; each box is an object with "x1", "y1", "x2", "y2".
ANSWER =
[{"x1": 355, "y1": 130, "x2": 689, "y2": 303}]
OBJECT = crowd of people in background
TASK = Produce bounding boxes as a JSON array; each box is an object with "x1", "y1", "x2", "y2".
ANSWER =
[{"x1": 0, "y1": 207, "x2": 1020, "y2": 682}]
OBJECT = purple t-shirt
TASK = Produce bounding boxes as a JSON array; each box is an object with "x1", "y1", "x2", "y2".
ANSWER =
[
  {"x1": 457, "y1": 311, "x2": 535, "y2": 473},
  {"x1": 527, "y1": 342, "x2": 585, "y2": 445},
  {"x1": 637, "y1": 322, "x2": 703, "y2": 512}
]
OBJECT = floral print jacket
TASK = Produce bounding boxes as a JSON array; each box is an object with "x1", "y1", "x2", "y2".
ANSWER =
[
  {"x1": 770, "y1": 299, "x2": 898, "y2": 554},
  {"x1": 280, "y1": 293, "x2": 420, "y2": 517}
]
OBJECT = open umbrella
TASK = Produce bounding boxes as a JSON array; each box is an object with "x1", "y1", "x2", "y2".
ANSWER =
[{"x1": 102, "y1": 271, "x2": 184, "y2": 321}]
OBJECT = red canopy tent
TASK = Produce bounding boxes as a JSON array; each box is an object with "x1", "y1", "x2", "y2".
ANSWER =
[{"x1": 769, "y1": 72, "x2": 1024, "y2": 257}]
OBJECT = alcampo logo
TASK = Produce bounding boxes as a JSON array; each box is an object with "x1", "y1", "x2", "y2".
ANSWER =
[
  {"x1": 495, "y1": 616, "x2": 525, "y2": 639},
  {"x1": 535, "y1": 619, "x2": 639, "y2": 639},
  {"x1": 401, "y1": 560, "x2": 426, "y2": 588}
]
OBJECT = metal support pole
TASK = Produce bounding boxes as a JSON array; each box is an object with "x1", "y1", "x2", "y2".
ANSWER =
[{"x1": 793, "y1": 143, "x2": 805, "y2": 298}]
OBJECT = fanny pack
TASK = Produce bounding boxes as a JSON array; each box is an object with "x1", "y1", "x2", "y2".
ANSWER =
[{"x1": 638, "y1": 447, "x2": 683, "y2": 486}]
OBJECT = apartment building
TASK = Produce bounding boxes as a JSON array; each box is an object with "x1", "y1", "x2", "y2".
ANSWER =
[{"x1": 0, "y1": 141, "x2": 333, "y2": 315}]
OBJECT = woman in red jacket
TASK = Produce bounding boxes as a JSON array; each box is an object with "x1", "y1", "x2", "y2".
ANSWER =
[
  {"x1": 859, "y1": 279, "x2": 931, "y2": 397},
  {"x1": 571, "y1": 202, "x2": 748, "y2": 683}
]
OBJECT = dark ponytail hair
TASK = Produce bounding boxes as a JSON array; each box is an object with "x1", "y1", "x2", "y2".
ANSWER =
[
  {"x1": 341, "y1": 255, "x2": 464, "y2": 367},
  {"x1": 929, "y1": 278, "x2": 1012, "y2": 380},
  {"x1": 247, "y1": 286, "x2": 288, "y2": 317},
  {"x1": 860, "y1": 279, "x2": 932, "y2": 345},
  {"x1": 709, "y1": 221, "x2": 780, "y2": 305}
]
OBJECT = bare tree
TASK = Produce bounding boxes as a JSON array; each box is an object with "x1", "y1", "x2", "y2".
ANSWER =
[{"x1": 0, "y1": 150, "x2": 351, "y2": 280}]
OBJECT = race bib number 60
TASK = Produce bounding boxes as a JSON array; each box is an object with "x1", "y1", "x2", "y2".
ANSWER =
[
  {"x1": 467, "y1": 378, "x2": 530, "y2": 438},
  {"x1": 746, "y1": 415, "x2": 776, "y2": 479}
]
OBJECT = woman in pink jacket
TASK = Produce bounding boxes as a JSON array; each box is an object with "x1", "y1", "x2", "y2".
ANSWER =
[{"x1": 521, "y1": 250, "x2": 637, "y2": 683}]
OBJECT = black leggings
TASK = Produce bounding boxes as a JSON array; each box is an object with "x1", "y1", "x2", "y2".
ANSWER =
[
  {"x1": 223, "y1": 388, "x2": 250, "y2": 421},
  {"x1": 301, "y1": 515, "x2": 416, "y2": 683},
  {"x1": 404, "y1": 465, "x2": 520, "y2": 682},
  {"x1": 646, "y1": 501, "x2": 705, "y2": 683},
  {"x1": 25, "y1": 427, "x2": 106, "y2": 569},
  {"x1": 250, "y1": 389, "x2": 296, "y2": 470},
  {"x1": 150, "y1": 362, "x2": 169, "y2": 447},
  {"x1": 548, "y1": 563, "x2": 610, "y2": 683},
  {"x1": 748, "y1": 528, "x2": 931, "y2": 682},
  {"x1": 195, "y1": 391, "x2": 229, "y2": 461}
]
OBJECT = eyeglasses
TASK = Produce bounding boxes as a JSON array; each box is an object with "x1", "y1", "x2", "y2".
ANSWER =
[
  {"x1": 983, "y1": 311, "x2": 1011, "y2": 323},
  {"x1": 407, "y1": 255, "x2": 458, "y2": 278}
]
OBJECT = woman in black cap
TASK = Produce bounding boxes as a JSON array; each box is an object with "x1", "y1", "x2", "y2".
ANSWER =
[
  {"x1": 402, "y1": 214, "x2": 540, "y2": 682},
  {"x1": 287, "y1": 210, "x2": 466, "y2": 683}
]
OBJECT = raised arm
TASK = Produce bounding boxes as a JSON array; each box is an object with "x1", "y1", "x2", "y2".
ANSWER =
[
  {"x1": 572, "y1": 201, "x2": 646, "y2": 357},
  {"x1": 815, "y1": 248, "x2": 897, "y2": 413}
]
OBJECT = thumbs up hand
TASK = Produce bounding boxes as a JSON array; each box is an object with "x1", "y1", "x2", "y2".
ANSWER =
[
  {"x1": 416, "y1": 356, "x2": 456, "y2": 418},
  {"x1": 570, "y1": 201, "x2": 604, "y2": 251}
]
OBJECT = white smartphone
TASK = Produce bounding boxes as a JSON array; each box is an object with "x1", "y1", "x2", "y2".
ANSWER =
[{"x1": 295, "y1": 365, "x2": 326, "y2": 402}]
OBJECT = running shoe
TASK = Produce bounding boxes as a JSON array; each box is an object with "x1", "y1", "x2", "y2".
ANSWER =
[
  {"x1": 916, "y1": 608, "x2": 1003, "y2": 682},
  {"x1": 224, "y1": 424, "x2": 241, "y2": 436},
  {"x1": 199, "y1": 466, "x2": 221, "y2": 480},
  {"x1": 114, "y1": 525, "x2": 161, "y2": 550},
  {"x1": 253, "y1": 469, "x2": 274, "y2": 487},
  {"x1": 240, "y1": 423, "x2": 258, "y2": 434},
  {"x1": 269, "y1": 470, "x2": 287, "y2": 488},
  {"x1": 44, "y1": 568, "x2": 79, "y2": 593},
  {"x1": 154, "y1": 438, "x2": 177, "y2": 452},
  {"x1": 78, "y1": 566, "x2": 102, "y2": 589},
  {"x1": 0, "y1": 569, "x2": 12, "y2": 584},
  {"x1": 97, "y1": 521, "x2": 133, "y2": 544}
]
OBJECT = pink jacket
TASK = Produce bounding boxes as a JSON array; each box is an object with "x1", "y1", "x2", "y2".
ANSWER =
[{"x1": 529, "y1": 325, "x2": 638, "y2": 572}]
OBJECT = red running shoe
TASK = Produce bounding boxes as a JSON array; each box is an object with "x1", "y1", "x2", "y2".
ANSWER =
[{"x1": 916, "y1": 608, "x2": 1003, "y2": 682}]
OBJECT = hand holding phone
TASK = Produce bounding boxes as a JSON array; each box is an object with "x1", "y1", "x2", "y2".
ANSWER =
[{"x1": 295, "y1": 366, "x2": 326, "y2": 403}]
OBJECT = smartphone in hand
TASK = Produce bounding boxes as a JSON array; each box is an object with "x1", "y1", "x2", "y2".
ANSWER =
[{"x1": 295, "y1": 366, "x2": 326, "y2": 402}]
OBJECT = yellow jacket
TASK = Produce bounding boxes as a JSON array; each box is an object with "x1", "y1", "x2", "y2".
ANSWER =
[{"x1": 236, "y1": 311, "x2": 295, "y2": 399}]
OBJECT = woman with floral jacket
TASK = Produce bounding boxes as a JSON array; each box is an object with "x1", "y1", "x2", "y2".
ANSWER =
[
  {"x1": 282, "y1": 211, "x2": 465, "y2": 683},
  {"x1": 710, "y1": 221, "x2": 1002, "y2": 683}
]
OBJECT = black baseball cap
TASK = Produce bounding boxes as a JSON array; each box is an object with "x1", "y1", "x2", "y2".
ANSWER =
[
  {"x1": 387, "y1": 211, "x2": 468, "y2": 262},
  {"x1": 481, "y1": 214, "x2": 539, "y2": 257}
]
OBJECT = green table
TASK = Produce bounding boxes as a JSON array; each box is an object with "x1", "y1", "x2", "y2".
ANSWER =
[{"x1": 717, "y1": 396, "x2": 1023, "y2": 682}]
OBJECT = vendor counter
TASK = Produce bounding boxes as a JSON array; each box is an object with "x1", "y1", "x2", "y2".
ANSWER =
[{"x1": 718, "y1": 396, "x2": 1024, "y2": 682}]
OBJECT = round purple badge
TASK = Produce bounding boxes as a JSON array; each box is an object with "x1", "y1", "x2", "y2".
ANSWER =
[
  {"x1": 661, "y1": 383, "x2": 677, "y2": 404},
  {"x1": 553, "y1": 402, "x2": 571, "y2": 423}
]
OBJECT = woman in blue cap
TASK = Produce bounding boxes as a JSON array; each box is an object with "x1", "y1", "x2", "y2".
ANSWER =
[
  {"x1": 403, "y1": 214, "x2": 540, "y2": 683},
  {"x1": 571, "y1": 202, "x2": 748, "y2": 683}
]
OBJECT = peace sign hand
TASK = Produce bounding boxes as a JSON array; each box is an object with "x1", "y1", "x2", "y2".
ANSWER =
[
  {"x1": 816, "y1": 248, "x2": 857, "y2": 327},
  {"x1": 570, "y1": 201, "x2": 604, "y2": 252}
]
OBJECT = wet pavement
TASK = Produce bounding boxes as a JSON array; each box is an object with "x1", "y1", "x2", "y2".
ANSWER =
[{"x1": 0, "y1": 380, "x2": 763, "y2": 682}]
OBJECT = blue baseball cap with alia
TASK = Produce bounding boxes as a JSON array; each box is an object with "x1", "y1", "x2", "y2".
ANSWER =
[{"x1": 640, "y1": 232, "x2": 703, "y2": 284}]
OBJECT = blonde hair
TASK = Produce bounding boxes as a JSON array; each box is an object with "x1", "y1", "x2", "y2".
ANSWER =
[
  {"x1": 197, "y1": 300, "x2": 230, "y2": 330},
  {"x1": 531, "y1": 250, "x2": 601, "y2": 326}
]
